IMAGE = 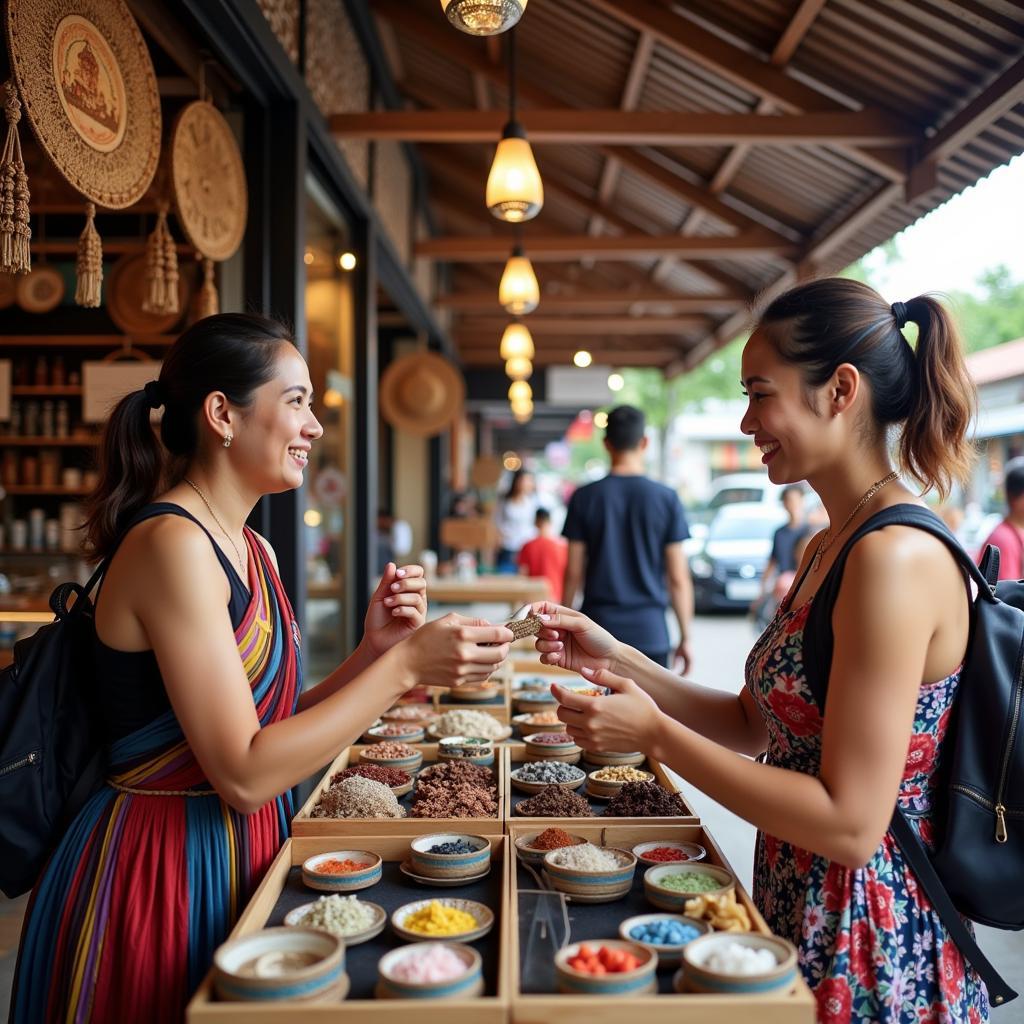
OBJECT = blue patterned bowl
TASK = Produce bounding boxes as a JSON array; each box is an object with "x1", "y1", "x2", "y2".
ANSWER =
[
  {"x1": 301, "y1": 850, "x2": 383, "y2": 893},
  {"x1": 555, "y1": 939, "x2": 657, "y2": 996},
  {"x1": 543, "y1": 846, "x2": 637, "y2": 903},
  {"x1": 677, "y1": 933, "x2": 798, "y2": 995},
  {"x1": 409, "y1": 833, "x2": 492, "y2": 879},
  {"x1": 376, "y1": 942, "x2": 484, "y2": 999},
  {"x1": 643, "y1": 862, "x2": 734, "y2": 912}
]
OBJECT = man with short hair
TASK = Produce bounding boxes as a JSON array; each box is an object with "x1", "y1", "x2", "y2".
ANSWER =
[
  {"x1": 562, "y1": 405, "x2": 693, "y2": 673},
  {"x1": 754, "y1": 485, "x2": 810, "y2": 613},
  {"x1": 981, "y1": 459, "x2": 1024, "y2": 581},
  {"x1": 518, "y1": 508, "x2": 568, "y2": 603}
]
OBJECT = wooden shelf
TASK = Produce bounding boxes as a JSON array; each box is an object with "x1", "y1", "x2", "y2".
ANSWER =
[
  {"x1": 11, "y1": 386, "x2": 83, "y2": 396},
  {"x1": 0, "y1": 435, "x2": 100, "y2": 446},
  {"x1": 3, "y1": 337, "x2": 173, "y2": 348},
  {"x1": 1, "y1": 485, "x2": 91, "y2": 495},
  {"x1": 0, "y1": 549, "x2": 79, "y2": 557}
]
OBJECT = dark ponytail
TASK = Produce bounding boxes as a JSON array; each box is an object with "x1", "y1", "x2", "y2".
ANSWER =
[
  {"x1": 83, "y1": 313, "x2": 294, "y2": 560},
  {"x1": 757, "y1": 278, "x2": 975, "y2": 499}
]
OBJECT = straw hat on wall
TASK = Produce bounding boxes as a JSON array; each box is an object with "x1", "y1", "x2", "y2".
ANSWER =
[{"x1": 379, "y1": 350, "x2": 465, "y2": 437}]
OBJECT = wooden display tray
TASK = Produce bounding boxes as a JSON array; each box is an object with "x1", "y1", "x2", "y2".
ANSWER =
[
  {"x1": 186, "y1": 835, "x2": 511, "y2": 1023},
  {"x1": 293, "y1": 744, "x2": 506, "y2": 837},
  {"x1": 503, "y1": 745, "x2": 698, "y2": 829},
  {"x1": 506, "y1": 823, "x2": 815, "y2": 1023}
]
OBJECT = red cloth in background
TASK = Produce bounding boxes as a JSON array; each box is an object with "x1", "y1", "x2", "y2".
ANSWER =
[
  {"x1": 518, "y1": 535, "x2": 568, "y2": 603},
  {"x1": 980, "y1": 519, "x2": 1024, "y2": 581}
]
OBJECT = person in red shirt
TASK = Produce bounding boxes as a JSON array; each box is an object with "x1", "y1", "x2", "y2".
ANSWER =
[
  {"x1": 518, "y1": 507, "x2": 568, "y2": 603},
  {"x1": 980, "y1": 459, "x2": 1024, "y2": 580}
]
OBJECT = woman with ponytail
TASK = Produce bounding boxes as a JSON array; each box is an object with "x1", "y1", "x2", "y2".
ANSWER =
[
  {"x1": 12, "y1": 314, "x2": 513, "y2": 1023},
  {"x1": 526, "y1": 279, "x2": 987, "y2": 1021}
]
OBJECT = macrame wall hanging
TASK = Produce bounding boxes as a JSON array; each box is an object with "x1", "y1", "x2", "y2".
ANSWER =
[
  {"x1": 0, "y1": 78, "x2": 31, "y2": 275},
  {"x1": 142, "y1": 197, "x2": 180, "y2": 316},
  {"x1": 4, "y1": 0, "x2": 162, "y2": 305}
]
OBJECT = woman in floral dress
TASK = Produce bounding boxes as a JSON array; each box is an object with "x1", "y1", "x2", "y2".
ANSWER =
[{"x1": 529, "y1": 279, "x2": 988, "y2": 1022}]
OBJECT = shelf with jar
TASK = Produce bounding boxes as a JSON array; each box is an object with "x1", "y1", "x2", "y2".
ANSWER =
[{"x1": 0, "y1": 435, "x2": 100, "y2": 447}]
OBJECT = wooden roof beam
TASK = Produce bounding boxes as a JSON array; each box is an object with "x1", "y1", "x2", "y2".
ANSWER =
[
  {"x1": 329, "y1": 109, "x2": 917, "y2": 147},
  {"x1": 459, "y1": 347, "x2": 680, "y2": 368},
  {"x1": 437, "y1": 291, "x2": 746, "y2": 312},
  {"x1": 771, "y1": 0, "x2": 828, "y2": 67},
  {"x1": 586, "y1": 0, "x2": 908, "y2": 182},
  {"x1": 416, "y1": 233, "x2": 797, "y2": 262},
  {"x1": 455, "y1": 316, "x2": 708, "y2": 335}
]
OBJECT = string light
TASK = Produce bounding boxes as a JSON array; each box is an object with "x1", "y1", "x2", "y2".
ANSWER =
[{"x1": 573, "y1": 350, "x2": 593, "y2": 368}]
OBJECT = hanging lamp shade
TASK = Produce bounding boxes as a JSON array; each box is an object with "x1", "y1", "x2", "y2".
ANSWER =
[
  {"x1": 513, "y1": 407, "x2": 532, "y2": 424},
  {"x1": 486, "y1": 123, "x2": 543, "y2": 223},
  {"x1": 508, "y1": 380, "x2": 532, "y2": 404},
  {"x1": 441, "y1": 0, "x2": 527, "y2": 36},
  {"x1": 505, "y1": 355, "x2": 532, "y2": 381},
  {"x1": 499, "y1": 245, "x2": 539, "y2": 314},
  {"x1": 499, "y1": 321, "x2": 535, "y2": 361}
]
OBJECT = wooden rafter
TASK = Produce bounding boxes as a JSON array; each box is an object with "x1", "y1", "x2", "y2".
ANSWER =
[
  {"x1": 436, "y1": 291, "x2": 746, "y2": 312},
  {"x1": 328, "y1": 109, "x2": 917, "y2": 147},
  {"x1": 771, "y1": 0, "x2": 828, "y2": 66},
  {"x1": 416, "y1": 233, "x2": 797, "y2": 262},
  {"x1": 459, "y1": 347, "x2": 679, "y2": 368},
  {"x1": 455, "y1": 316, "x2": 708, "y2": 334}
]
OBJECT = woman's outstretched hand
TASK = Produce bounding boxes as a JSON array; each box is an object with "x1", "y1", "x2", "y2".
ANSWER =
[
  {"x1": 553, "y1": 666, "x2": 662, "y2": 755},
  {"x1": 363, "y1": 562, "x2": 427, "y2": 657},
  {"x1": 395, "y1": 613, "x2": 513, "y2": 689},
  {"x1": 529, "y1": 602, "x2": 622, "y2": 675}
]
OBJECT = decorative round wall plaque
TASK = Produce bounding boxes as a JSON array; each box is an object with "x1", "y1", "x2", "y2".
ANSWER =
[
  {"x1": 4, "y1": 0, "x2": 161, "y2": 208},
  {"x1": 170, "y1": 101, "x2": 247, "y2": 263}
]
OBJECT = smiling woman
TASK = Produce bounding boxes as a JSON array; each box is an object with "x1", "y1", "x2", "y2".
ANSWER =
[{"x1": 11, "y1": 313, "x2": 515, "y2": 1024}]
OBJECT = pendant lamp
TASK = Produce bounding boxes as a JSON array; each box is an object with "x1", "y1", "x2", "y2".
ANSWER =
[
  {"x1": 505, "y1": 355, "x2": 533, "y2": 381},
  {"x1": 486, "y1": 31, "x2": 543, "y2": 222},
  {"x1": 513, "y1": 407, "x2": 533, "y2": 424},
  {"x1": 508, "y1": 380, "x2": 532, "y2": 404},
  {"x1": 499, "y1": 321, "x2": 535, "y2": 361},
  {"x1": 441, "y1": 0, "x2": 527, "y2": 36},
  {"x1": 499, "y1": 244, "x2": 539, "y2": 314}
]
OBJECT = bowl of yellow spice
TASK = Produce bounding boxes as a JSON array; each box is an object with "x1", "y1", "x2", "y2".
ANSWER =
[{"x1": 391, "y1": 898, "x2": 494, "y2": 944}]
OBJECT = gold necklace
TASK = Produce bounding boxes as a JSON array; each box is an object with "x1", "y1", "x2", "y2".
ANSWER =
[
  {"x1": 183, "y1": 477, "x2": 246, "y2": 578},
  {"x1": 811, "y1": 470, "x2": 898, "y2": 573}
]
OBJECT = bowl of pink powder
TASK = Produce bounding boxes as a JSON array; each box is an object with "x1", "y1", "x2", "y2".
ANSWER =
[{"x1": 376, "y1": 942, "x2": 483, "y2": 999}]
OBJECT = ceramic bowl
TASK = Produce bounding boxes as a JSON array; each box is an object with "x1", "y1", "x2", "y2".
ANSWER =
[
  {"x1": 513, "y1": 832, "x2": 587, "y2": 865},
  {"x1": 618, "y1": 912, "x2": 711, "y2": 966},
  {"x1": 358, "y1": 745, "x2": 423, "y2": 773},
  {"x1": 511, "y1": 712, "x2": 564, "y2": 737},
  {"x1": 381, "y1": 705, "x2": 437, "y2": 726},
  {"x1": 409, "y1": 833, "x2": 492, "y2": 880},
  {"x1": 542, "y1": 846, "x2": 637, "y2": 903},
  {"x1": 643, "y1": 862, "x2": 735, "y2": 912},
  {"x1": 364, "y1": 723, "x2": 426, "y2": 744},
  {"x1": 436, "y1": 736, "x2": 495, "y2": 767},
  {"x1": 285, "y1": 899, "x2": 387, "y2": 945},
  {"x1": 523, "y1": 735, "x2": 582, "y2": 764},
  {"x1": 213, "y1": 926, "x2": 345, "y2": 1002},
  {"x1": 632, "y1": 840, "x2": 707, "y2": 867},
  {"x1": 581, "y1": 750, "x2": 647, "y2": 768},
  {"x1": 427, "y1": 720, "x2": 513, "y2": 743},
  {"x1": 376, "y1": 942, "x2": 484, "y2": 999},
  {"x1": 509, "y1": 762, "x2": 586, "y2": 795},
  {"x1": 391, "y1": 898, "x2": 494, "y2": 943},
  {"x1": 301, "y1": 850, "x2": 382, "y2": 893},
  {"x1": 676, "y1": 932, "x2": 798, "y2": 995},
  {"x1": 444, "y1": 682, "x2": 501, "y2": 703},
  {"x1": 554, "y1": 939, "x2": 657, "y2": 996},
  {"x1": 515, "y1": 676, "x2": 552, "y2": 691},
  {"x1": 513, "y1": 690, "x2": 558, "y2": 714},
  {"x1": 585, "y1": 767, "x2": 655, "y2": 800}
]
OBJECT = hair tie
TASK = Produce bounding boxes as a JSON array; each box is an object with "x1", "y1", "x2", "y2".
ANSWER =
[
  {"x1": 143, "y1": 380, "x2": 165, "y2": 409},
  {"x1": 891, "y1": 301, "x2": 909, "y2": 330}
]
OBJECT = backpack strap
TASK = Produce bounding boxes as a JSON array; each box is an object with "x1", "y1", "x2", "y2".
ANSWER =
[{"x1": 803, "y1": 502, "x2": 1017, "y2": 1005}]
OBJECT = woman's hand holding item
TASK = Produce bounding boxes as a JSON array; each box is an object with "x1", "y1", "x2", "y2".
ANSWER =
[
  {"x1": 529, "y1": 602, "x2": 622, "y2": 674},
  {"x1": 395, "y1": 613, "x2": 513, "y2": 689},
  {"x1": 553, "y1": 665, "x2": 662, "y2": 754},
  {"x1": 362, "y1": 562, "x2": 427, "y2": 657}
]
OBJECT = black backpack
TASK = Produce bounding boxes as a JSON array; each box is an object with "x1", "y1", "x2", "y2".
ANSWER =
[
  {"x1": 0, "y1": 564, "x2": 107, "y2": 897},
  {"x1": 802, "y1": 503, "x2": 1022, "y2": 1008}
]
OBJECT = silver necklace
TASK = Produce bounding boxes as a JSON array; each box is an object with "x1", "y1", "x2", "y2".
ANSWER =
[
  {"x1": 183, "y1": 477, "x2": 246, "y2": 578},
  {"x1": 811, "y1": 470, "x2": 898, "y2": 573}
]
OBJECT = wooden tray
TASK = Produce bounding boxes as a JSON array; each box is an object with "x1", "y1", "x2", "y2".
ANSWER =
[
  {"x1": 293, "y1": 745, "x2": 506, "y2": 837},
  {"x1": 503, "y1": 746, "x2": 698, "y2": 829},
  {"x1": 506, "y1": 823, "x2": 815, "y2": 1023},
  {"x1": 186, "y1": 835, "x2": 510, "y2": 1023}
]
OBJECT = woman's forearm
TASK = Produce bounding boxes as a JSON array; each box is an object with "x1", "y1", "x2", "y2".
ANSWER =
[
  {"x1": 617, "y1": 645, "x2": 763, "y2": 755},
  {"x1": 296, "y1": 639, "x2": 377, "y2": 711}
]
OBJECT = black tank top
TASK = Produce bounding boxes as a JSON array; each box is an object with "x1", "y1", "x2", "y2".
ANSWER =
[{"x1": 93, "y1": 503, "x2": 251, "y2": 745}]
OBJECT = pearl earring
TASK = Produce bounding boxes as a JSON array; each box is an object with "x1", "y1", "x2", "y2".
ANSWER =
[{"x1": 223, "y1": 434, "x2": 233, "y2": 448}]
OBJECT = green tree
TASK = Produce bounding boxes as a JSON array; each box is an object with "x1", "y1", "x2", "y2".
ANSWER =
[{"x1": 946, "y1": 265, "x2": 1024, "y2": 353}]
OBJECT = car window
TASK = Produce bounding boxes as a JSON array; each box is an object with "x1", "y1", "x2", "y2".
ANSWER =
[
  {"x1": 708, "y1": 487, "x2": 763, "y2": 509},
  {"x1": 708, "y1": 513, "x2": 784, "y2": 541}
]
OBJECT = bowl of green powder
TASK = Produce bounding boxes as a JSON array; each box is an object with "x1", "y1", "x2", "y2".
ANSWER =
[{"x1": 643, "y1": 862, "x2": 735, "y2": 912}]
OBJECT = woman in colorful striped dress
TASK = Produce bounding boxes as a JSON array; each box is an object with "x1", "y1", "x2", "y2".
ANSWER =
[
  {"x1": 525, "y1": 279, "x2": 988, "y2": 1021},
  {"x1": 12, "y1": 314, "x2": 513, "y2": 1022}
]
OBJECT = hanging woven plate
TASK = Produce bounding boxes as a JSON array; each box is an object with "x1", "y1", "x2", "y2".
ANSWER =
[
  {"x1": 170, "y1": 101, "x2": 247, "y2": 262},
  {"x1": 4, "y1": 0, "x2": 161, "y2": 209},
  {"x1": 106, "y1": 251, "x2": 189, "y2": 335}
]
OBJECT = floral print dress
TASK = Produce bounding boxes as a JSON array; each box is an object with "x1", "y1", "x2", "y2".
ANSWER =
[{"x1": 747, "y1": 597, "x2": 990, "y2": 1023}]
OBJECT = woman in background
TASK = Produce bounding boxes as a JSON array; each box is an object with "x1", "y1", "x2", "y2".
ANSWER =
[{"x1": 495, "y1": 468, "x2": 538, "y2": 571}]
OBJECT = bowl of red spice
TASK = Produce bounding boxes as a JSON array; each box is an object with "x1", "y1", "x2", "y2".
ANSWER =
[
  {"x1": 301, "y1": 850, "x2": 383, "y2": 893},
  {"x1": 632, "y1": 840, "x2": 707, "y2": 866},
  {"x1": 364, "y1": 722, "x2": 426, "y2": 744},
  {"x1": 513, "y1": 827, "x2": 587, "y2": 864}
]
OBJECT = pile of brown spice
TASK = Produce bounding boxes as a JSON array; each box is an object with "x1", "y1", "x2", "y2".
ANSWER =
[
  {"x1": 515, "y1": 785, "x2": 594, "y2": 818},
  {"x1": 331, "y1": 764, "x2": 411, "y2": 788},
  {"x1": 604, "y1": 780, "x2": 688, "y2": 817},
  {"x1": 411, "y1": 760, "x2": 498, "y2": 818}
]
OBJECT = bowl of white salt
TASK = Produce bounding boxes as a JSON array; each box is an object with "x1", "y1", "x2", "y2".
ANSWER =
[{"x1": 675, "y1": 932, "x2": 798, "y2": 995}]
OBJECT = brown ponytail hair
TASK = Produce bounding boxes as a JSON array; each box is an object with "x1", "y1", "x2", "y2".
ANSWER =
[
  {"x1": 757, "y1": 278, "x2": 975, "y2": 499},
  {"x1": 83, "y1": 313, "x2": 294, "y2": 561}
]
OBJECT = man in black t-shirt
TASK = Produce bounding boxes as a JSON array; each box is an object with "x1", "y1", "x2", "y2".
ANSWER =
[
  {"x1": 752, "y1": 485, "x2": 810, "y2": 621},
  {"x1": 562, "y1": 405, "x2": 693, "y2": 673}
]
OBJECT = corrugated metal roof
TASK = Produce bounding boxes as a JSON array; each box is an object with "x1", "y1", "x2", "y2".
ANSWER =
[{"x1": 376, "y1": 0, "x2": 1024, "y2": 370}]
